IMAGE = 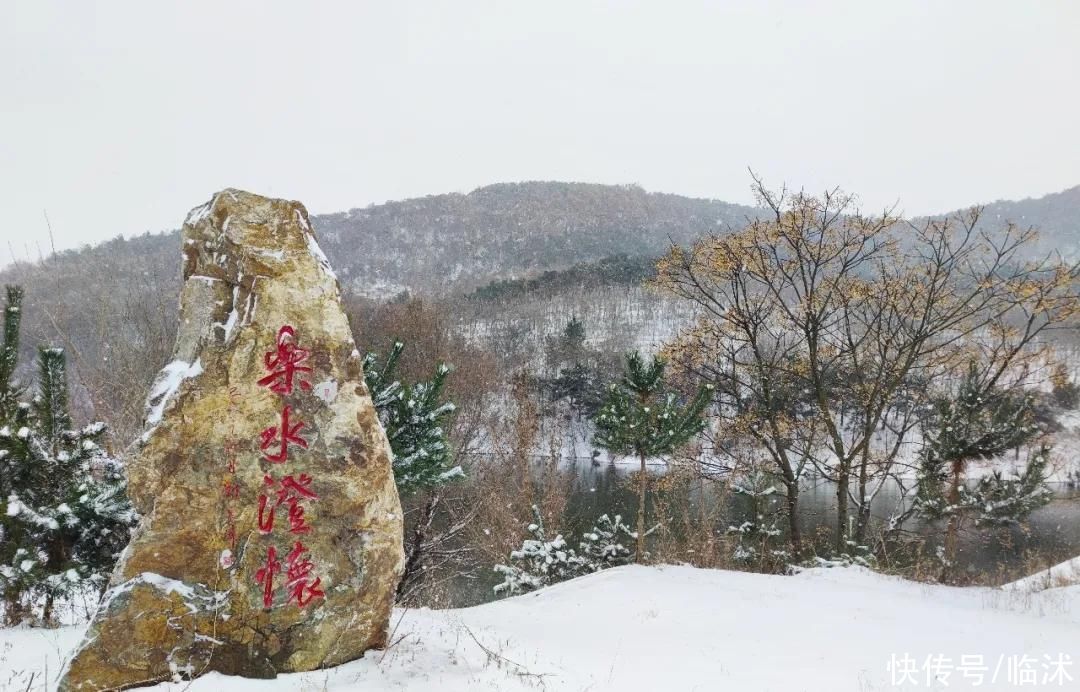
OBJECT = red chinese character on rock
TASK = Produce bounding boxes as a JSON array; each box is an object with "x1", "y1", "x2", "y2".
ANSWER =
[
  {"x1": 258, "y1": 474, "x2": 318, "y2": 534},
  {"x1": 285, "y1": 541, "x2": 324, "y2": 607},
  {"x1": 254, "y1": 546, "x2": 282, "y2": 608},
  {"x1": 279, "y1": 474, "x2": 318, "y2": 533},
  {"x1": 222, "y1": 478, "x2": 240, "y2": 498},
  {"x1": 259, "y1": 405, "x2": 308, "y2": 463},
  {"x1": 258, "y1": 325, "x2": 312, "y2": 395},
  {"x1": 285, "y1": 500, "x2": 311, "y2": 534},
  {"x1": 223, "y1": 440, "x2": 238, "y2": 473},
  {"x1": 224, "y1": 508, "x2": 237, "y2": 546},
  {"x1": 257, "y1": 476, "x2": 276, "y2": 534}
]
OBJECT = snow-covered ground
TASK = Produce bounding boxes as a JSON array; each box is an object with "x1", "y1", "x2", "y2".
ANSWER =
[
  {"x1": 1004, "y1": 556, "x2": 1080, "y2": 593},
  {"x1": 4, "y1": 564, "x2": 1079, "y2": 691}
]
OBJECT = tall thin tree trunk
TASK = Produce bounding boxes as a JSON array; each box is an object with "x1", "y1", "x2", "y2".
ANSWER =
[
  {"x1": 3, "y1": 593, "x2": 22, "y2": 627},
  {"x1": 853, "y1": 458, "x2": 871, "y2": 545},
  {"x1": 772, "y1": 447, "x2": 803, "y2": 561},
  {"x1": 835, "y1": 468, "x2": 849, "y2": 553},
  {"x1": 941, "y1": 458, "x2": 964, "y2": 581},
  {"x1": 785, "y1": 480, "x2": 803, "y2": 560},
  {"x1": 700, "y1": 474, "x2": 713, "y2": 561},
  {"x1": 397, "y1": 493, "x2": 438, "y2": 601},
  {"x1": 636, "y1": 451, "x2": 647, "y2": 563}
]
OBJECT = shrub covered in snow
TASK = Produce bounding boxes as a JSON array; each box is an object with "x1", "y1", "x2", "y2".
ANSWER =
[
  {"x1": 726, "y1": 474, "x2": 789, "y2": 571},
  {"x1": 494, "y1": 506, "x2": 634, "y2": 596}
]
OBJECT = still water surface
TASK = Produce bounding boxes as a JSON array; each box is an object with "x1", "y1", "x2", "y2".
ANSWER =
[{"x1": 453, "y1": 459, "x2": 1080, "y2": 606}]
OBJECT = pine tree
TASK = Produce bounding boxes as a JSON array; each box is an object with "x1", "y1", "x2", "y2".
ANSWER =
[
  {"x1": 362, "y1": 341, "x2": 459, "y2": 495},
  {"x1": 592, "y1": 351, "x2": 711, "y2": 562},
  {"x1": 549, "y1": 362, "x2": 605, "y2": 418},
  {"x1": 0, "y1": 286, "x2": 24, "y2": 421},
  {"x1": 493, "y1": 506, "x2": 633, "y2": 596},
  {"x1": 362, "y1": 340, "x2": 459, "y2": 600},
  {"x1": 0, "y1": 288, "x2": 135, "y2": 625},
  {"x1": 561, "y1": 314, "x2": 586, "y2": 353},
  {"x1": 726, "y1": 471, "x2": 788, "y2": 571},
  {"x1": 0, "y1": 285, "x2": 34, "y2": 623},
  {"x1": 577, "y1": 513, "x2": 634, "y2": 568},
  {"x1": 493, "y1": 505, "x2": 585, "y2": 596},
  {"x1": 544, "y1": 317, "x2": 605, "y2": 418},
  {"x1": 968, "y1": 443, "x2": 1052, "y2": 526},
  {"x1": 915, "y1": 364, "x2": 1049, "y2": 579},
  {"x1": 1050, "y1": 362, "x2": 1079, "y2": 409}
]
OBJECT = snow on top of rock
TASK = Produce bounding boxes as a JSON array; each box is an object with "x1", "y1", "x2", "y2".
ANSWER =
[
  {"x1": 294, "y1": 208, "x2": 311, "y2": 232},
  {"x1": 302, "y1": 214, "x2": 338, "y2": 282},
  {"x1": 185, "y1": 201, "x2": 212, "y2": 226},
  {"x1": 101, "y1": 572, "x2": 230, "y2": 616},
  {"x1": 254, "y1": 248, "x2": 286, "y2": 261},
  {"x1": 144, "y1": 359, "x2": 203, "y2": 430},
  {"x1": 212, "y1": 285, "x2": 242, "y2": 344}
]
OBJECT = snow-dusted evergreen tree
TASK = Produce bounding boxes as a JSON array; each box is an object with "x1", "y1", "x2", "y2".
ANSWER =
[
  {"x1": 726, "y1": 471, "x2": 788, "y2": 571},
  {"x1": 577, "y1": 513, "x2": 634, "y2": 568},
  {"x1": 915, "y1": 364, "x2": 1049, "y2": 578},
  {"x1": 0, "y1": 286, "x2": 24, "y2": 422},
  {"x1": 592, "y1": 351, "x2": 711, "y2": 561},
  {"x1": 544, "y1": 316, "x2": 606, "y2": 419},
  {"x1": 0, "y1": 287, "x2": 135, "y2": 624},
  {"x1": 494, "y1": 505, "x2": 585, "y2": 596},
  {"x1": 363, "y1": 340, "x2": 459, "y2": 495},
  {"x1": 1050, "y1": 362, "x2": 1079, "y2": 409},
  {"x1": 363, "y1": 339, "x2": 462, "y2": 600},
  {"x1": 494, "y1": 506, "x2": 633, "y2": 596},
  {"x1": 0, "y1": 286, "x2": 32, "y2": 622},
  {"x1": 544, "y1": 315, "x2": 588, "y2": 373},
  {"x1": 967, "y1": 443, "x2": 1053, "y2": 526}
]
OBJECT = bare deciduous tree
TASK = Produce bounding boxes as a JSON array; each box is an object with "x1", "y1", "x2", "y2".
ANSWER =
[{"x1": 655, "y1": 177, "x2": 1080, "y2": 558}]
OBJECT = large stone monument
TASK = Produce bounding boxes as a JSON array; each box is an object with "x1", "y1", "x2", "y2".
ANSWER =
[{"x1": 59, "y1": 190, "x2": 404, "y2": 690}]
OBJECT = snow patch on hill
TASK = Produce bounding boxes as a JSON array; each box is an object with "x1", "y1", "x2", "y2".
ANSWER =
[
  {"x1": 4, "y1": 565, "x2": 1079, "y2": 691},
  {"x1": 1004, "y1": 556, "x2": 1080, "y2": 593}
]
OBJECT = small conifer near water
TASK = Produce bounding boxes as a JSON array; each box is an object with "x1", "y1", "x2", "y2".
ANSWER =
[
  {"x1": 915, "y1": 364, "x2": 1051, "y2": 579},
  {"x1": 592, "y1": 351, "x2": 711, "y2": 562}
]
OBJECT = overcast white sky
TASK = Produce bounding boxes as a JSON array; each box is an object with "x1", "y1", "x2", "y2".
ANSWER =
[{"x1": 1, "y1": 0, "x2": 1077, "y2": 262}]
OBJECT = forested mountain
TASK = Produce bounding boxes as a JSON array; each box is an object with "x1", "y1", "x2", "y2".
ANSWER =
[
  {"x1": 930, "y1": 184, "x2": 1080, "y2": 262},
  {"x1": 1, "y1": 180, "x2": 1076, "y2": 442},
  {"x1": 316, "y1": 182, "x2": 759, "y2": 297},
  {"x1": 7, "y1": 180, "x2": 1078, "y2": 309},
  {"x1": 3, "y1": 181, "x2": 757, "y2": 304}
]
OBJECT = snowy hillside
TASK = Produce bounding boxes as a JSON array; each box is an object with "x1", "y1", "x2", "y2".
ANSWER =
[{"x1": 5, "y1": 565, "x2": 1078, "y2": 691}]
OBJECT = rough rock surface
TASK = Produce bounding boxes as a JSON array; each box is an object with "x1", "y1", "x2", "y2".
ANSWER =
[{"x1": 59, "y1": 190, "x2": 404, "y2": 690}]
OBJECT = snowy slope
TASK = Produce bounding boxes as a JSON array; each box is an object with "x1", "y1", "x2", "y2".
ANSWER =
[
  {"x1": 1004, "y1": 556, "x2": 1080, "y2": 593},
  {"x1": 3, "y1": 565, "x2": 1079, "y2": 691}
]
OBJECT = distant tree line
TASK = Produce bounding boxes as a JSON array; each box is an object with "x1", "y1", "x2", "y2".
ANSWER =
[{"x1": 468, "y1": 254, "x2": 658, "y2": 302}]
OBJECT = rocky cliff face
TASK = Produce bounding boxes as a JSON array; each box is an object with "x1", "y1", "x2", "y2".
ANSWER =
[{"x1": 60, "y1": 190, "x2": 404, "y2": 690}]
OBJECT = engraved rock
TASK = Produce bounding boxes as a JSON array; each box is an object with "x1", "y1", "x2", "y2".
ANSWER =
[{"x1": 59, "y1": 189, "x2": 404, "y2": 690}]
